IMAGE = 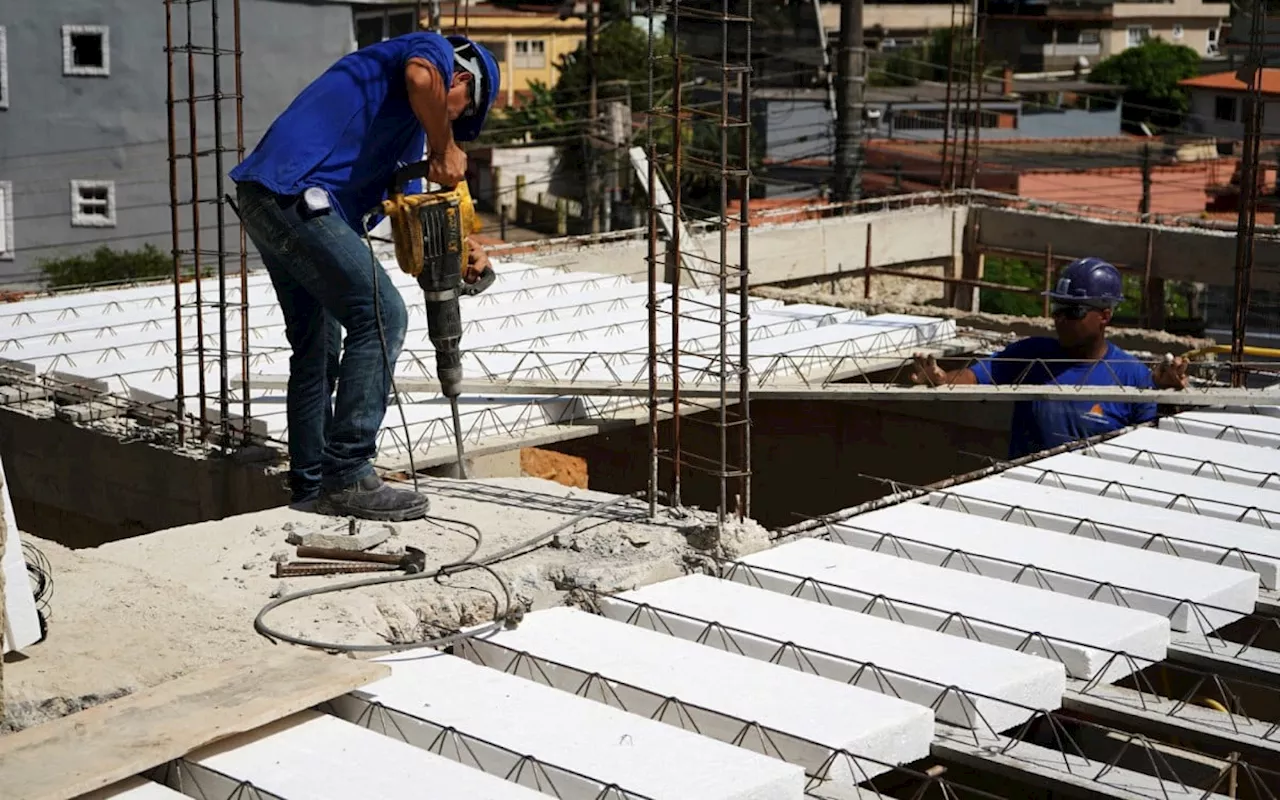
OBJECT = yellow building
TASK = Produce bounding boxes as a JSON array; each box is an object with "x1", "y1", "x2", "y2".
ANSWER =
[{"x1": 425, "y1": 2, "x2": 587, "y2": 108}]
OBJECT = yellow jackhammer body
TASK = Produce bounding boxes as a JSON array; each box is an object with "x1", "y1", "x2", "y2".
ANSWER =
[{"x1": 382, "y1": 171, "x2": 494, "y2": 477}]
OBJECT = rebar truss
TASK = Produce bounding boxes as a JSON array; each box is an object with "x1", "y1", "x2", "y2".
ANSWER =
[{"x1": 575, "y1": 588, "x2": 1278, "y2": 800}]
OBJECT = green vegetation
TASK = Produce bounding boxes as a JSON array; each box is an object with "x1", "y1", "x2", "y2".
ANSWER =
[
  {"x1": 37, "y1": 244, "x2": 173, "y2": 289},
  {"x1": 980, "y1": 256, "x2": 1190, "y2": 319},
  {"x1": 1087, "y1": 39, "x2": 1201, "y2": 131}
]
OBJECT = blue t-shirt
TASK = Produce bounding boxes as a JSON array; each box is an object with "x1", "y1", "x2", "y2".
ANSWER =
[
  {"x1": 229, "y1": 32, "x2": 455, "y2": 230},
  {"x1": 971, "y1": 337, "x2": 1156, "y2": 459}
]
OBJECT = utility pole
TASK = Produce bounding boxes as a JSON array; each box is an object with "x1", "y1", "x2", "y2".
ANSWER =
[
  {"x1": 585, "y1": 0, "x2": 601, "y2": 234},
  {"x1": 1139, "y1": 143, "x2": 1151, "y2": 222},
  {"x1": 833, "y1": 0, "x2": 864, "y2": 205}
]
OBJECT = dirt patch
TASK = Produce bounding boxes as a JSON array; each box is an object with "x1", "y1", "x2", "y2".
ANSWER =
[{"x1": 521, "y1": 447, "x2": 589, "y2": 489}]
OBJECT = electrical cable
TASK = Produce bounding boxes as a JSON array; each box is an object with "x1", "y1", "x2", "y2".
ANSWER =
[{"x1": 252, "y1": 201, "x2": 644, "y2": 654}]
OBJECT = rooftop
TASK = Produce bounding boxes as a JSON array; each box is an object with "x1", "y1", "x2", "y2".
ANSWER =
[{"x1": 1180, "y1": 68, "x2": 1280, "y2": 97}]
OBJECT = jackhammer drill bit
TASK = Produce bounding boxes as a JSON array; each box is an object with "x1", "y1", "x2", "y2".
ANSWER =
[{"x1": 450, "y1": 396, "x2": 468, "y2": 480}]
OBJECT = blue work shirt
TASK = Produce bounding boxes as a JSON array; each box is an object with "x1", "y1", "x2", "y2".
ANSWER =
[
  {"x1": 971, "y1": 337, "x2": 1156, "y2": 459},
  {"x1": 229, "y1": 32, "x2": 456, "y2": 230}
]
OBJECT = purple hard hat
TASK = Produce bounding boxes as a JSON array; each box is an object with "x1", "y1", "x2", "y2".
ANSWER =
[{"x1": 1044, "y1": 257, "x2": 1124, "y2": 308}]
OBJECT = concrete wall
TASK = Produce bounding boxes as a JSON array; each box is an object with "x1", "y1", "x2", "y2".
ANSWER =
[
  {"x1": 523, "y1": 201, "x2": 968, "y2": 286},
  {"x1": 972, "y1": 203, "x2": 1280, "y2": 291},
  {"x1": 1017, "y1": 107, "x2": 1124, "y2": 139},
  {"x1": 547, "y1": 399, "x2": 1013, "y2": 529},
  {"x1": 0, "y1": 408, "x2": 288, "y2": 547},
  {"x1": 0, "y1": 0, "x2": 354, "y2": 285}
]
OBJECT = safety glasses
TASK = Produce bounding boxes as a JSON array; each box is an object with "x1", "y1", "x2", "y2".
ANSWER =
[{"x1": 1051, "y1": 303, "x2": 1097, "y2": 320}]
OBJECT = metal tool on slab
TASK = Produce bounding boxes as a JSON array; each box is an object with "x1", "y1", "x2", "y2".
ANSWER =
[
  {"x1": 294, "y1": 545, "x2": 427, "y2": 574},
  {"x1": 275, "y1": 560, "x2": 404, "y2": 578}
]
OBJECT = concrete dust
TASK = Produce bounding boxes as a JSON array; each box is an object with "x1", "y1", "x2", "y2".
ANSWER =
[
  {"x1": 2, "y1": 537, "x2": 273, "y2": 733},
  {"x1": 35, "y1": 476, "x2": 766, "y2": 682}
]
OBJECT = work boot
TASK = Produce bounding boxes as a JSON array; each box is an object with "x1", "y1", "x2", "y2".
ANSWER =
[{"x1": 314, "y1": 474, "x2": 430, "y2": 522}]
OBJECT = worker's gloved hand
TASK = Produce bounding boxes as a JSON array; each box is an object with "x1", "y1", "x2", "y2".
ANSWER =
[
  {"x1": 909, "y1": 353, "x2": 946, "y2": 387},
  {"x1": 1152, "y1": 354, "x2": 1189, "y2": 390},
  {"x1": 465, "y1": 235, "x2": 491, "y2": 284},
  {"x1": 428, "y1": 142, "x2": 468, "y2": 186}
]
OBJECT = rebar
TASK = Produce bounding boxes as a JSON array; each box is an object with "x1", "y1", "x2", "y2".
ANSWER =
[
  {"x1": 646, "y1": 0, "x2": 753, "y2": 530},
  {"x1": 164, "y1": 0, "x2": 251, "y2": 449}
]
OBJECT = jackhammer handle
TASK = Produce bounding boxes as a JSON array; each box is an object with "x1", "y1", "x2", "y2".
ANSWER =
[
  {"x1": 295, "y1": 546, "x2": 402, "y2": 565},
  {"x1": 460, "y1": 264, "x2": 495, "y2": 297}
]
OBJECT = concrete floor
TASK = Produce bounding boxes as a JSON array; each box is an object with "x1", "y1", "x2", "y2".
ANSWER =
[{"x1": 1, "y1": 475, "x2": 766, "y2": 732}]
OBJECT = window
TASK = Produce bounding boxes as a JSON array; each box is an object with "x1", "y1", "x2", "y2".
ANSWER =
[
  {"x1": 353, "y1": 9, "x2": 415, "y2": 50},
  {"x1": 0, "y1": 27, "x2": 8, "y2": 110},
  {"x1": 70, "y1": 180, "x2": 115, "y2": 227},
  {"x1": 1126, "y1": 25, "x2": 1151, "y2": 48},
  {"x1": 1214, "y1": 95, "x2": 1237, "y2": 122},
  {"x1": 514, "y1": 39, "x2": 546, "y2": 69},
  {"x1": 1172, "y1": 23, "x2": 1184, "y2": 40},
  {"x1": 1080, "y1": 29, "x2": 1101, "y2": 44},
  {"x1": 62, "y1": 25, "x2": 110, "y2": 77},
  {"x1": 1208, "y1": 26, "x2": 1221, "y2": 55},
  {"x1": 0, "y1": 182, "x2": 12, "y2": 261}
]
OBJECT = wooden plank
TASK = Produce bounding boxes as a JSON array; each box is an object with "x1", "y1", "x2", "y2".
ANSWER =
[{"x1": 0, "y1": 648, "x2": 389, "y2": 800}]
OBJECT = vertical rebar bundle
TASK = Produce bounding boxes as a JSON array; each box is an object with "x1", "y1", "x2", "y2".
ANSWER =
[
  {"x1": 645, "y1": 2, "x2": 753, "y2": 529},
  {"x1": 164, "y1": 0, "x2": 250, "y2": 449},
  {"x1": 1230, "y1": 0, "x2": 1267, "y2": 387}
]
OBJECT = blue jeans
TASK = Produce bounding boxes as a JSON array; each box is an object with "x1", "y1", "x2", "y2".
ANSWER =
[{"x1": 236, "y1": 181, "x2": 408, "y2": 503}]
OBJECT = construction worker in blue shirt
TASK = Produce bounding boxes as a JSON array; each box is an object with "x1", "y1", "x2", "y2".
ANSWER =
[
  {"x1": 910, "y1": 257, "x2": 1189, "y2": 459},
  {"x1": 230, "y1": 32, "x2": 501, "y2": 521}
]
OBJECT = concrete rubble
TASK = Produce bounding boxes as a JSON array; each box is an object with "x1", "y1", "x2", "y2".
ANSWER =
[{"x1": 1, "y1": 476, "x2": 771, "y2": 732}]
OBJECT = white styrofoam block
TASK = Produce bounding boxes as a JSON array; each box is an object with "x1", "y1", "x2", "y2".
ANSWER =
[
  {"x1": 2, "y1": 455, "x2": 40, "y2": 654},
  {"x1": 1092, "y1": 427, "x2": 1280, "y2": 489},
  {"x1": 835, "y1": 503, "x2": 1259, "y2": 634},
  {"x1": 736, "y1": 538, "x2": 1170, "y2": 683},
  {"x1": 352, "y1": 651, "x2": 805, "y2": 800},
  {"x1": 462, "y1": 606, "x2": 934, "y2": 783},
  {"x1": 78, "y1": 777, "x2": 188, "y2": 799},
  {"x1": 184, "y1": 710, "x2": 547, "y2": 799},
  {"x1": 931, "y1": 476, "x2": 1280, "y2": 589},
  {"x1": 598, "y1": 574, "x2": 1066, "y2": 733},
  {"x1": 1160, "y1": 411, "x2": 1280, "y2": 448},
  {"x1": 1005, "y1": 453, "x2": 1280, "y2": 527}
]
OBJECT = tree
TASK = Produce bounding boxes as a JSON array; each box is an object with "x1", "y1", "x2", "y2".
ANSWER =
[{"x1": 1088, "y1": 39, "x2": 1201, "y2": 132}]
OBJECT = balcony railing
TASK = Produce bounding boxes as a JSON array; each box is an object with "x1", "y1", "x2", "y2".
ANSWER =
[{"x1": 1020, "y1": 42, "x2": 1103, "y2": 55}]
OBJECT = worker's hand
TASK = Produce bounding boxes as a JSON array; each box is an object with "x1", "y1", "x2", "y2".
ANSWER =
[
  {"x1": 428, "y1": 142, "x2": 467, "y2": 186},
  {"x1": 465, "y1": 236, "x2": 490, "y2": 284},
  {"x1": 909, "y1": 353, "x2": 946, "y2": 387},
  {"x1": 1152, "y1": 354, "x2": 1189, "y2": 390}
]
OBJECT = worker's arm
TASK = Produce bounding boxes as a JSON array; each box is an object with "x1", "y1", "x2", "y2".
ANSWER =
[{"x1": 405, "y1": 58, "x2": 466, "y2": 185}]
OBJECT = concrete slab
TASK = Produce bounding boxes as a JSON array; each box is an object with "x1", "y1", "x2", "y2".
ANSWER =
[
  {"x1": 1092, "y1": 427, "x2": 1280, "y2": 489},
  {"x1": 460, "y1": 606, "x2": 935, "y2": 784},
  {"x1": 335, "y1": 651, "x2": 805, "y2": 800},
  {"x1": 833, "y1": 503, "x2": 1259, "y2": 634},
  {"x1": 1004, "y1": 452, "x2": 1280, "y2": 527},
  {"x1": 181, "y1": 709, "x2": 547, "y2": 800},
  {"x1": 735, "y1": 538, "x2": 1170, "y2": 683},
  {"x1": 1159, "y1": 411, "x2": 1280, "y2": 448},
  {"x1": 930, "y1": 476, "x2": 1280, "y2": 589},
  {"x1": 79, "y1": 776, "x2": 187, "y2": 799},
  {"x1": 598, "y1": 574, "x2": 1067, "y2": 733}
]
